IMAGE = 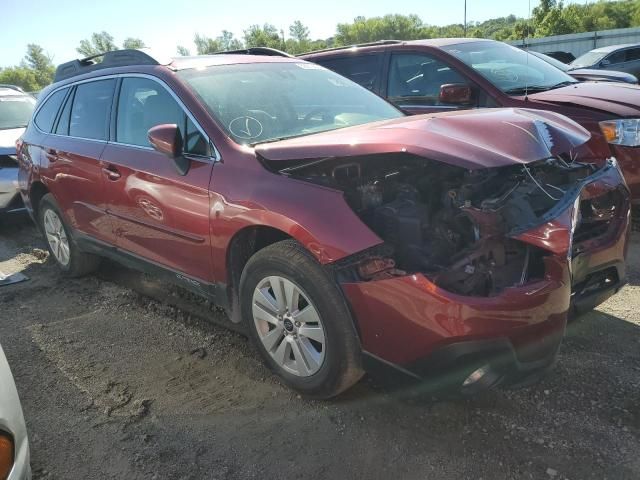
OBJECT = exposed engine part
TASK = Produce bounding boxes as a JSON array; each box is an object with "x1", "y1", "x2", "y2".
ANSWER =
[{"x1": 274, "y1": 153, "x2": 619, "y2": 297}]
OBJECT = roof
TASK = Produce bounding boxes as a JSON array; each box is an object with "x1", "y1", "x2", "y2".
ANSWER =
[
  {"x1": 300, "y1": 38, "x2": 495, "y2": 58},
  {"x1": 169, "y1": 54, "x2": 302, "y2": 71},
  {"x1": 591, "y1": 43, "x2": 640, "y2": 53}
]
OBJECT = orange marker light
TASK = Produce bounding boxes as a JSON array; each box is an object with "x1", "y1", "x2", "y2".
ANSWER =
[
  {"x1": 0, "y1": 433, "x2": 13, "y2": 480},
  {"x1": 599, "y1": 121, "x2": 618, "y2": 143}
]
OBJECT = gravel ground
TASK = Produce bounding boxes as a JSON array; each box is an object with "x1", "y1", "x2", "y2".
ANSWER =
[{"x1": 0, "y1": 214, "x2": 638, "y2": 480}]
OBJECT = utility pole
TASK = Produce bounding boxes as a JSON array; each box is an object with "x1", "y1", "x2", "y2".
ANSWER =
[{"x1": 464, "y1": 0, "x2": 467, "y2": 37}]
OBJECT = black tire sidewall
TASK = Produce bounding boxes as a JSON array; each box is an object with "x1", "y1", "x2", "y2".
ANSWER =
[{"x1": 240, "y1": 241, "x2": 361, "y2": 398}]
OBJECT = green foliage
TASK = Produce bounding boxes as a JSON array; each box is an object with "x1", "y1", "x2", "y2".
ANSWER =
[
  {"x1": 76, "y1": 31, "x2": 117, "y2": 57},
  {"x1": 0, "y1": 66, "x2": 39, "y2": 92},
  {"x1": 176, "y1": 45, "x2": 191, "y2": 56},
  {"x1": 243, "y1": 24, "x2": 283, "y2": 49},
  {"x1": 335, "y1": 14, "x2": 425, "y2": 45},
  {"x1": 122, "y1": 38, "x2": 146, "y2": 49}
]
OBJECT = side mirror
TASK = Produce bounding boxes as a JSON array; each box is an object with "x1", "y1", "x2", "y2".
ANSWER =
[
  {"x1": 148, "y1": 124, "x2": 190, "y2": 175},
  {"x1": 439, "y1": 83, "x2": 473, "y2": 105},
  {"x1": 600, "y1": 59, "x2": 611, "y2": 67}
]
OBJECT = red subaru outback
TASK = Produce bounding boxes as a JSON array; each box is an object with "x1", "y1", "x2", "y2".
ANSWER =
[{"x1": 17, "y1": 49, "x2": 630, "y2": 398}]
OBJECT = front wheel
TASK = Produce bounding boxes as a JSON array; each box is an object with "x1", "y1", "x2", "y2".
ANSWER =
[{"x1": 240, "y1": 240, "x2": 363, "y2": 399}]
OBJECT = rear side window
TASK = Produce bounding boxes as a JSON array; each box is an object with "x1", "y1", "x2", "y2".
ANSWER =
[
  {"x1": 70, "y1": 79, "x2": 116, "y2": 140},
  {"x1": 116, "y1": 77, "x2": 183, "y2": 147},
  {"x1": 315, "y1": 55, "x2": 382, "y2": 91},
  {"x1": 55, "y1": 89, "x2": 74, "y2": 135},
  {"x1": 34, "y1": 89, "x2": 67, "y2": 132}
]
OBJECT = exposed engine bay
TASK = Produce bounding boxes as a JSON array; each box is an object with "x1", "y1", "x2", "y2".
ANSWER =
[{"x1": 274, "y1": 153, "x2": 614, "y2": 297}]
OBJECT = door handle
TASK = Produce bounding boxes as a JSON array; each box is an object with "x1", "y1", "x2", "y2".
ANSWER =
[
  {"x1": 45, "y1": 148, "x2": 58, "y2": 163},
  {"x1": 102, "y1": 165, "x2": 121, "y2": 181}
]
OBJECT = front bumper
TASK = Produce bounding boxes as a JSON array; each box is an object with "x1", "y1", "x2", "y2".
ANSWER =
[{"x1": 342, "y1": 254, "x2": 571, "y2": 392}]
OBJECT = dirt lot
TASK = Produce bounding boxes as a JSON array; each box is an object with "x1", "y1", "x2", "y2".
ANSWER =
[{"x1": 0, "y1": 215, "x2": 638, "y2": 480}]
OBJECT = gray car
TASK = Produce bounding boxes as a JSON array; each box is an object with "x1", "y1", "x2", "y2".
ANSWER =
[
  {"x1": 0, "y1": 343, "x2": 31, "y2": 479},
  {"x1": 530, "y1": 50, "x2": 638, "y2": 84},
  {"x1": 570, "y1": 43, "x2": 640, "y2": 81},
  {"x1": 0, "y1": 86, "x2": 35, "y2": 214}
]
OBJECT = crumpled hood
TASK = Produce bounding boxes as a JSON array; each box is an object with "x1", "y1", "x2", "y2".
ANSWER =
[
  {"x1": 256, "y1": 108, "x2": 590, "y2": 170},
  {"x1": 528, "y1": 82, "x2": 640, "y2": 117},
  {"x1": 0, "y1": 127, "x2": 25, "y2": 155}
]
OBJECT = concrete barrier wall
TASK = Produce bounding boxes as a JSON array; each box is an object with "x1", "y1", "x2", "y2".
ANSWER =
[{"x1": 508, "y1": 27, "x2": 640, "y2": 58}]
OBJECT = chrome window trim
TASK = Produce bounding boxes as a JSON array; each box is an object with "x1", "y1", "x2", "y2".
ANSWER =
[{"x1": 33, "y1": 73, "x2": 221, "y2": 162}]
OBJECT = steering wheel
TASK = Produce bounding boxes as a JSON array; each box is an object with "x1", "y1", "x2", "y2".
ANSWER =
[{"x1": 491, "y1": 67, "x2": 519, "y2": 83}]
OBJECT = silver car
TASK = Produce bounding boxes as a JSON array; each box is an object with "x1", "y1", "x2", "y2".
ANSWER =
[
  {"x1": 570, "y1": 43, "x2": 640, "y2": 81},
  {"x1": 0, "y1": 86, "x2": 35, "y2": 214},
  {"x1": 0, "y1": 343, "x2": 30, "y2": 479}
]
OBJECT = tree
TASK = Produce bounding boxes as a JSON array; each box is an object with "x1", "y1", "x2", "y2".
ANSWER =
[
  {"x1": 287, "y1": 21, "x2": 311, "y2": 54},
  {"x1": 243, "y1": 24, "x2": 282, "y2": 49},
  {"x1": 217, "y1": 30, "x2": 243, "y2": 51},
  {"x1": 122, "y1": 37, "x2": 146, "y2": 49},
  {"x1": 0, "y1": 66, "x2": 39, "y2": 92},
  {"x1": 176, "y1": 45, "x2": 191, "y2": 56},
  {"x1": 76, "y1": 31, "x2": 117, "y2": 57},
  {"x1": 194, "y1": 33, "x2": 221, "y2": 54},
  {"x1": 24, "y1": 44, "x2": 54, "y2": 87},
  {"x1": 335, "y1": 14, "x2": 426, "y2": 46}
]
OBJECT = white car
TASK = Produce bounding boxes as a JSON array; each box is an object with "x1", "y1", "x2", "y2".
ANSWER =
[
  {"x1": 0, "y1": 344, "x2": 30, "y2": 479},
  {"x1": 0, "y1": 86, "x2": 35, "y2": 214}
]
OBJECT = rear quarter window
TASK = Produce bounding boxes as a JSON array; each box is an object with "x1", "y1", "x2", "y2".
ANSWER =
[
  {"x1": 34, "y1": 89, "x2": 67, "y2": 132},
  {"x1": 314, "y1": 55, "x2": 382, "y2": 91}
]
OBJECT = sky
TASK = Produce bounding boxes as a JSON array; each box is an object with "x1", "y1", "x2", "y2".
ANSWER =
[{"x1": 1, "y1": 0, "x2": 569, "y2": 67}]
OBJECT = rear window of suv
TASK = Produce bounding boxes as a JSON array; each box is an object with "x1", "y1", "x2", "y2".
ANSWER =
[{"x1": 69, "y1": 79, "x2": 116, "y2": 141}]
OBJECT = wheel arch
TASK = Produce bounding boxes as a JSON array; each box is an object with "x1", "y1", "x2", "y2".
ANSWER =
[{"x1": 29, "y1": 181, "x2": 50, "y2": 222}]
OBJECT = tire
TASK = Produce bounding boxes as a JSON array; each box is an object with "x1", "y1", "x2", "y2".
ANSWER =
[
  {"x1": 39, "y1": 193, "x2": 100, "y2": 277},
  {"x1": 240, "y1": 239, "x2": 363, "y2": 399}
]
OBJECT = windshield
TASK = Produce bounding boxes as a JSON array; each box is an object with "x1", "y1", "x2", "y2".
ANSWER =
[
  {"x1": 570, "y1": 51, "x2": 608, "y2": 68},
  {"x1": 178, "y1": 62, "x2": 403, "y2": 145},
  {"x1": 443, "y1": 41, "x2": 577, "y2": 95},
  {"x1": 0, "y1": 94, "x2": 35, "y2": 130}
]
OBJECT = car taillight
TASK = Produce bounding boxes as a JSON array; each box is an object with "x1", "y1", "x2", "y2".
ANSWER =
[{"x1": 0, "y1": 432, "x2": 13, "y2": 480}]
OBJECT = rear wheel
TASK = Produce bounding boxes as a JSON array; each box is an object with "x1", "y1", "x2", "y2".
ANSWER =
[
  {"x1": 39, "y1": 194, "x2": 100, "y2": 277},
  {"x1": 240, "y1": 240, "x2": 363, "y2": 399}
]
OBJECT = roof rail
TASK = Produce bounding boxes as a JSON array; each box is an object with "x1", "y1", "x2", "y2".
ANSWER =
[
  {"x1": 0, "y1": 84, "x2": 25, "y2": 93},
  {"x1": 298, "y1": 39, "x2": 403, "y2": 56},
  {"x1": 215, "y1": 47, "x2": 293, "y2": 58},
  {"x1": 54, "y1": 48, "x2": 173, "y2": 82}
]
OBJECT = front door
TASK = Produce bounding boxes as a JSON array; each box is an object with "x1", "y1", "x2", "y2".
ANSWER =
[
  {"x1": 100, "y1": 76, "x2": 215, "y2": 282},
  {"x1": 385, "y1": 52, "x2": 476, "y2": 115}
]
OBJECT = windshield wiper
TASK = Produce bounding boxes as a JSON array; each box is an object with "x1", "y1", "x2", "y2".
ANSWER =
[{"x1": 504, "y1": 81, "x2": 576, "y2": 95}]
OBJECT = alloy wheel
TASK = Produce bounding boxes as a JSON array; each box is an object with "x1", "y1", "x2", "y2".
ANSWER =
[
  {"x1": 252, "y1": 275, "x2": 326, "y2": 377},
  {"x1": 43, "y1": 209, "x2": 70, "y2": 266}
]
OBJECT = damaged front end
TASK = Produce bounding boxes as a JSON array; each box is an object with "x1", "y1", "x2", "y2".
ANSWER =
[
  {"x1": 274, "y1": 153, "x2": 628, "y2": 299},
  {"x1": 258, "y1": 108, "x2": 630, "y2": 390}
]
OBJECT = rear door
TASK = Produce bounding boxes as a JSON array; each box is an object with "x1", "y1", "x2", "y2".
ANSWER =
[
  {"x1": 41, "y1": 79, "x2": 116, "y2": 244},
  {"x1": 100, "y1": 75, "x2": 215, "y2": 282}
]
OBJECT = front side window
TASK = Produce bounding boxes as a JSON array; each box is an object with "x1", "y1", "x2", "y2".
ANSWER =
[
  {"x1": 388, "y1": 53, "x2": 469, "y2": 106},
  {"x1": 445, "y1": 41, "x2": 577, "y2": 95},
  {"x1": 606, "y1": 50, "x2": 626, "y2": 64},
  {"x1": 33, "y1": 89, "x2": 65, "y2": 132},
  {"x1": 625, "y1": 48, "x2": 640, "y2": 62},
  {"x1": 178, "y1": 62, "x2": 402, "y2": 145},
  {"x1": 116, "y1": 77, "x2": 209, "y2": 155},
  {"x1": 315, "y1": 55, "x2": 382, "y2": 91},
  {"x1": 70, "y1": 79, "x2": 116, "y2": 140}
]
